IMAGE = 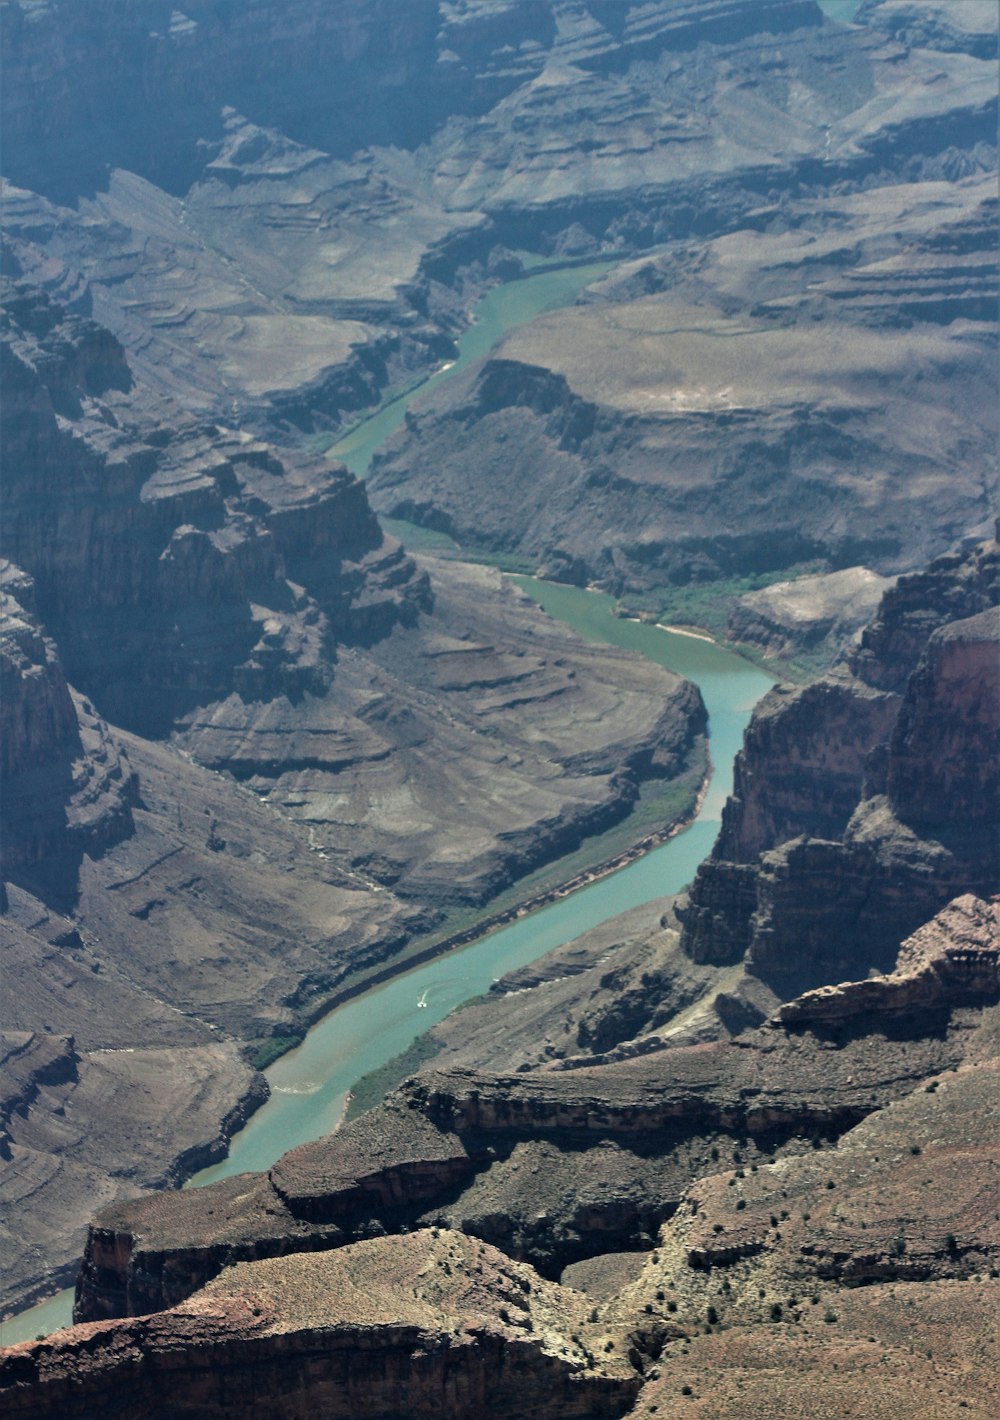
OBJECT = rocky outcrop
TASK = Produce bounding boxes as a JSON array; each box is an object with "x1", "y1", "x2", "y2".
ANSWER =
[
  {"x1": 0, "y1": 279, "x2": 429, "y2": 736},
  {"x1": 73, "y1": 906, "x2": 991, "y2": 1322},
  {"x1": 776, "y1": 893, "x2": 1000, "y2": 1026},
  {"x1": 4, "y1": 1231, "x2": 638, "y2": 1419},
  {"x1": 679, "y1": 536, "x2": 999, "y2": 988},
  {"x1": 848, "y1": 532, "x2": 1000, "y2": 692},
  {"x1": 859, "y1": 0, "x2": 1000, "y2": 60},
  {"x1": 727, "y1": 567, "x2": 895, "y2": 665},
  {"x1": 883, "y1": 607, "x2": 1000, "y2": 830},
  {"x1": 0, "y1": 565, "x2": 137, "y2": 895},
  {"x1": 673, "y1": 1054, "x2": 1000, "y2": 1284}
]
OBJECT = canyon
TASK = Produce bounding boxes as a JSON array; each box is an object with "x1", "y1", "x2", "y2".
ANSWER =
[
  {"x1": 0, "y1": 1, "x2": 998, "y2": 1416},
  {"x1": 4, "y1": 534, "x2": 999, "y2": 1417}
]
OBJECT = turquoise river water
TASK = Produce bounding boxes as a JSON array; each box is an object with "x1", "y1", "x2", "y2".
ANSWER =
[{"x1": 2, "y1": 258, "x2": 772, "y2": 1346}]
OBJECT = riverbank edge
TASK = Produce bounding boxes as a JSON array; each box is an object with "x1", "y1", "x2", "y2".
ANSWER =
[
  {"x1": 0, "y1": 1065, "x2": 274, "y2": 1328},
  {"x1": 288, "y1": 757, "x2": 713, "y2": 1044},
  {"x1": 0, "y1": 760, "x2": 712, "y2": 1337}
]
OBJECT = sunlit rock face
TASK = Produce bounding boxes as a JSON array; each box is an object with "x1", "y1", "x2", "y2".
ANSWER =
[{"x1": 679, "y1": 533, "x2": 1000, "y2": 992}]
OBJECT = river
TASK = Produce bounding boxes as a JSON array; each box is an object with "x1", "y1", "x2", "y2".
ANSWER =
[
  {"x1": 1, "y1": 258, "x2": 771, "y2": 1347},
  {"x1": 326, "y1": 256, "x2": 618, "y2": 478}
]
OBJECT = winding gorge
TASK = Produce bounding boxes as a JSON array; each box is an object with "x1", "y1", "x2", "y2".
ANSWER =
[{"x1": 1, "y1": 2, "x2": 998, "y2": 1416}]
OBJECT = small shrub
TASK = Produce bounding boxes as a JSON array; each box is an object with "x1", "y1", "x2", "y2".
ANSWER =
[
  {"x1": 770, "y1": 1303, "x2": 783, "y2": 1321},
  {"x1": 736, "y1": 1199, "x2": 747, "y2": 1211},
  {"x1": 681, "y1": 1385, "x2": 693, "y2": 1396},
  {"x1": 910, "y1": 1144, "x2": 922, "y2": 1156},
  {"x1": 667, "y1": 1300, "x2": 678, "y2": 1313},
  {"x1": 706, "y1": 1305, "x2": 718, "y2": 1325},
  {"x1": 824, "y1": 1308, "x2": 838, "y2": 1324}
]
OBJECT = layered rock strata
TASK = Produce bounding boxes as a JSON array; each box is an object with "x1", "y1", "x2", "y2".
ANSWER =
[
  {"x1": 0, "y1": 279, "x2": 428, "y2": 736},
  {"x1": 369, "y1": 173, "x2": 998, "y2": 598},
  {"x1": 2, "y1": 1231, "x2": 638, "y2": 1420},
  {"x1": 679, "y1": 535, "x2": 1000, "y2": 995},
  {"x1": 0, "y1": 285, "x2": 708, "y2": 1316},
  {"x1": 73, "y1": 889, "x2": 995, "y2": 1323}
]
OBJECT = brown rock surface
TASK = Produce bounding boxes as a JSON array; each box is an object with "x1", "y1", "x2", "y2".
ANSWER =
[
  {"x1": 621, "y1": 1280, "x2": 999, "y2": 1419},
  {"x1": 2, "y1": 1231, "x2": 637, "y2": 1419},
  {"x1": 777, "y1": 893, "x2": 1000, "y2": 1026},
  {"x1": 74, "y1": 897, "x2": 995, "y2": 1321},
  {"x1": 679, "y1": 535, "x2": 999, "y2": 991}
]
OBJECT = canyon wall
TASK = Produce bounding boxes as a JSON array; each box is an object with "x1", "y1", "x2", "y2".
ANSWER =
[{"x1": 679, "y1": 534, "x2": 1000, "y2": 993}]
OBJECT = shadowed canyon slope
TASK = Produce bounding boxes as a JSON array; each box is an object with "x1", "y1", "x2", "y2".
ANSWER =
[
  {"x1": 1, "y1": 0, "x2": 998, "y2": 1412},
  {"x1": 0, "y1": 276, "x2": 704, "y2": 1314},
  {"x1": 3, "y1": 534, "x2": 991, "y2": 1418}
]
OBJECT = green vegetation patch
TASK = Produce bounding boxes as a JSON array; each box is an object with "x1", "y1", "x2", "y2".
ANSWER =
[
  {"x1": 247, "y1": 1031, "x2": 305, "y2": 1072},
  {"x1": 345, "y1": 1034, "x2": 445, "y2": 1122}
]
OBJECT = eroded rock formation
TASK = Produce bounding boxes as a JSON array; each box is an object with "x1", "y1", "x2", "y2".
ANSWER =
[
  {"x1": 0, "y1": 285, "x2": 707, "y2": 1317},
  {"x1": 679, "y1": 534, "x2": 1000, "y2": 995},
  {"x1": 3, "y1": 1231, "x2": 638, "y2": 1420}
]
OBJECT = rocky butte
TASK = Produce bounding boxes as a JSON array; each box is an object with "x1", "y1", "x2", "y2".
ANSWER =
[{"x1": 1, "y1": 0, "x2": 998, "y2": 1415}]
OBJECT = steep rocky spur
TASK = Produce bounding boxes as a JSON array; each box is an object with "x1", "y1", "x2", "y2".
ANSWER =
[{"x1": 678, "y1": 533, "x2": 999, "y2": 995}]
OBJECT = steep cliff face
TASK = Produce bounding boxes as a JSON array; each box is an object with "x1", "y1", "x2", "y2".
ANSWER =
[
  {"x1": 72, "y1": 880, "x2": 996, "y2": 1324},
  {"x1": 4, "y1": 1232, "x2": 638, "y2": 1420},
  {"x1": 849, "y1": 532, "x2": 1000, "y2": 692},
  {"x1": 883, "y1": 608, "x2": 1000, "y2": 829},
  {"x1": 0, "y1": 279, "x2": 428, "y2": 736},
  {"x1": 679, "y1": 535, "x2": 999, "y2": 989},
  {"x1": 0, "y1": 565, "x2": 137, "y2": 894}
]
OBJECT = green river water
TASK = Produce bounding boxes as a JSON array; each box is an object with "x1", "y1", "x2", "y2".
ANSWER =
[{"x1": 2, "y1": 258, "x2": 772, "y2": 1346}]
